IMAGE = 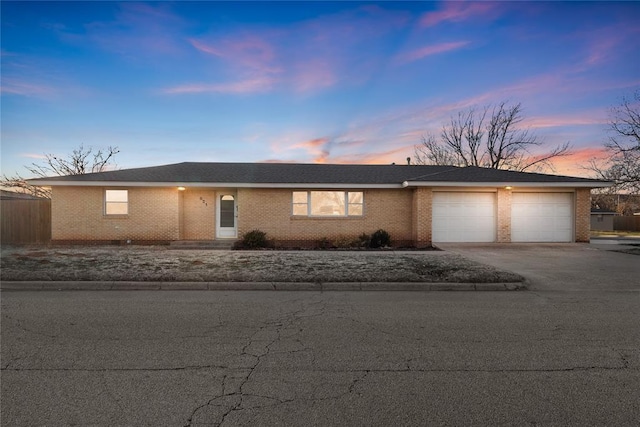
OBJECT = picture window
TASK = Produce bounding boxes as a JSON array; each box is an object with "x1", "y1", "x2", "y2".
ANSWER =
[{"x1": 292, "y1": 191, "x2": 363, "y2": 217}]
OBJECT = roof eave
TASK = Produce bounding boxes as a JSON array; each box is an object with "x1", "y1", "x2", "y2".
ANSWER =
[
  {"x1": 402, "y1": 181, "x2": 613, "y2": 188},
  {"x1": 25, "y1": 180, "x2": 405, "y2": 189}
]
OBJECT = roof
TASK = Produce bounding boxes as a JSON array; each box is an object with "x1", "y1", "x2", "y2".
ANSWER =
[{"x1": 26, "y1": 162, "x2": 612, "y2": 189}]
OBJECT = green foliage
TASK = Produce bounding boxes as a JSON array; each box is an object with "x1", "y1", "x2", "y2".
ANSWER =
[
  {"x1": 242, "y1": 229, "x2": 268, "y2": 249},
  {"x1": 369, "y1": 229, "x2": 391, "y2": 248},
  {"x1": 333, "y1": 235, "x2": 360, "y2": 248}
]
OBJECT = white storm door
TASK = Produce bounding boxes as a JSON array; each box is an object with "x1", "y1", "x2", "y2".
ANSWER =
[
  {"x1": 216, "y1": 193, "x2": 237, "y2": 238},
  {"x1": 511, "y1": 192, "x2": 573, "y2": 242},
  {"x1": 432, "y1": 192, "x2": 497, "y2": 242}
]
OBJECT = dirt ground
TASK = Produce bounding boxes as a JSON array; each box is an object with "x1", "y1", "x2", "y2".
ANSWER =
[{"x1": 0, "y1": 246, "x2": 524, "y2": 283}]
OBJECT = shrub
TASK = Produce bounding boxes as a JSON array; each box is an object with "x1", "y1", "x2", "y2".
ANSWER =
[
  {"x1": 369, "y1": 229, "x2": 391, "y2": 248},
  {"x1": 242, "y1": 229, "x2": 268, "y2": 249},
  {"x1": 358, "y1": 232, "x2": 371, "y2": 248},
  {"x1": 318, "y1": 237, "x2": 331, "y2": 249},
  {"x1": 333, "y1": 235, "x2": 360, "y2": 249}
]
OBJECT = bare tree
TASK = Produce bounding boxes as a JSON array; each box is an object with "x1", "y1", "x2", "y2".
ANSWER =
[
  {"x1": 588, "y1": 90, "x2": 640, "y2": 194},
  {"x1": 414, "y1": 101, "x2": 571, "y2": 172},
  {"x1": 1, "y1": 145, "x2": 119, "y2": 198}
]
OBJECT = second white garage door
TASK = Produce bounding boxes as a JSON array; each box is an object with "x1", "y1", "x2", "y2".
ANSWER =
[
  {"x1": 432, "y1": 192, "x2": 496, "y2": 242},
  {"x1": 511, "y1": 192, "x2": 573, "y2": 242}
]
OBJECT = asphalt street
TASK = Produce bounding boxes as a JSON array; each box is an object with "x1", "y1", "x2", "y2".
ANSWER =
[{"x1": 2, "y1": 286, "x2": 639, "y2": 426}]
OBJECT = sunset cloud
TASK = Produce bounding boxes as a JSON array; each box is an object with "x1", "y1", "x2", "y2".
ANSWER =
[
  {"x1": 0, "y1": 78, "x2": 56, "y2": 97},
  {"x1": 396, "y1": 41, "x2": 470, "y2": 64},
  {"x1": 162, "y1": 76, "x2": 276, "y2": 95},
  {"x1": 420, "y1": 2, "x2": 500, "y2": 27}
]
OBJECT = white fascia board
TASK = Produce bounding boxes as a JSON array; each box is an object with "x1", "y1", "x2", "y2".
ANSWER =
[
  {"x1": 27, "y1": 180, "x2": 404, "y2": 189},
  {"x1": 402, "y1": 181, "x2": 613, "y2": 188}
]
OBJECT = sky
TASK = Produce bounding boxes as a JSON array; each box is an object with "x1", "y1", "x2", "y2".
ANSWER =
[{"x1": 1, "y1": 1, "x2": 639, "y2": 179}]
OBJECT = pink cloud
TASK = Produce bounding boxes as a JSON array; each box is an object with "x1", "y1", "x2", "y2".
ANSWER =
[
  {"x1": 550, "y1": 147, "x2": 609, "y2": 177},
  {"x1": 396, "y1": 41, "x2": 470, "y2": 64},
  {"x1": 0, "y1": 78, "x2": 56, "y2": 97},
  {"x1": 524, "y1": 113, "x2": 607, "y2": 129},
  {"x1": 162, "y1": 76, "x2": 276, "y2": 95},
  {"x1": 77, "y1": 3, "x2": 188, "y2": 57},
  {"x1": 324, "y1": 147, "x2": 412, "y2": 165},
  {"x1": 189, "y1": 36, "x2": 280, "y2": 74},
  {"x1": 420, "y1": 2, "x2": 500, "y2": 27},
  {"x1": 171, "y1": 5, "x2": 410, "y2": 97},
  {"x1": 292, "y1": 60, "x2": 337, "y2": 93}
]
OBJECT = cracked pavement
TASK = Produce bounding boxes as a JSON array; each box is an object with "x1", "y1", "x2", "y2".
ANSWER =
[{"x1": 2, "y1": 286, "x2": 639, "y2": 426}]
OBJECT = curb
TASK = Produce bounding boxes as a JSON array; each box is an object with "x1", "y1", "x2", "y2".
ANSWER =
[{"x1": 0, "y1": 281, "x2": 527, "y2": 291}]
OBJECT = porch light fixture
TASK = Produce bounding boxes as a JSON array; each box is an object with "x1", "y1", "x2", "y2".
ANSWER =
[
  {"x1": 177, "y1": 186, "x2": 186, "y2": 191},
  {"x1": 505, "y1": 186, "x2": 513, "y2": 190}
]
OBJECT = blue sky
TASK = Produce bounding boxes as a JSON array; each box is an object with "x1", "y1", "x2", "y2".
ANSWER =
[{"x1": 2, "y1": 1, "x2": 639, "y2": 178}]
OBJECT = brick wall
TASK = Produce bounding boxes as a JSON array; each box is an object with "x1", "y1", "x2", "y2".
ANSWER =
[
  {"x1": 51, "y1": 187, "x2": 180, "y2": 241},
  {"x1": 496, "y1": 188, "x2": 512, "y2": 242},
  {"x1": 412, "y1": 188, "x2": 432, "y2": 247},
  {"x1": 237, "y1": 188, "x2": 414, "y2": 246},
  {"x1": 181, "y1": 189, "x2": 216, "y2": 240},
  {"x1": 575, "y1": 188, "x2": 591, "y2": 242}
]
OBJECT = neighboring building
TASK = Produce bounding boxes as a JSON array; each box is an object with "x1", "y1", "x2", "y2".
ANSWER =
[
  {"x1": 590, "y1": 209, "x2": 617, "y2": 231},
  {"x1": 27, "y1": 162, "x2": 611, "y2": 247}
]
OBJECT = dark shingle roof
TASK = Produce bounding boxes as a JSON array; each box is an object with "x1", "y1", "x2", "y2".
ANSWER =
[{"x1": 27, "y1": 162, "x2": 609, "y2": 186}]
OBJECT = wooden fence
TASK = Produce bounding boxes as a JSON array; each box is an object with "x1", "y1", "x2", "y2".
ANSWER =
[
  {"x1": 1, "y1": 199, "x2": 51, "y2": 245},
  {"x1": 614, "y1": 216, "x2": 640, "y2": 232}
]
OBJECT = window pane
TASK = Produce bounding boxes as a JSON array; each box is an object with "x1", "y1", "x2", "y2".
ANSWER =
[
  {"x1": 293, "y1": 204, "x2": 307, "y2": 215},
  {"x1": 311, "y1": 191, "x2": 345, "y2": 216},
  {"x1": 292, "y1": 191, "x2": 307, "y2": 203},
  {"x1": 106, "y1": 203, "x2": 128, "y2": 215},
  {"x1": 106, "y1": 190, "x2": 128, "y2": 202},
  {"x1": 220, "y1": 198, "x2": 235, "y2": 227},
  {"x1": 348, "y1": 204, "x2": 363, "y2": 216},
  {"x1": 348, "y1": 192, "x2": 363, "y2": 204}
]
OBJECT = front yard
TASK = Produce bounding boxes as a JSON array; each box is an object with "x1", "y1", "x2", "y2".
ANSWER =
[{"x1": 0, "y1": 246, "x2": 524, "y2": 283}]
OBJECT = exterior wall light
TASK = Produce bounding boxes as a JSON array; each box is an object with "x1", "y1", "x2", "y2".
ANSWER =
[
  {"x1": 505, "y1": 186, "x2": 512, "y2": 190},
  {"x1": 177, "y1": 186, "x2": 186, "y2": 191}
]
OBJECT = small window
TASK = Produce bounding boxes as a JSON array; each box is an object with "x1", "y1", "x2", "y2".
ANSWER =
[
  {"x1": 105, "y1": 190, "x2": 128, "y2": 215},
  {"x1": 292, "y1": 191, "x2": 363, "y2": 217},
  {"x1": 292, "y1": 191, "x2": 308, "y2": 215}
]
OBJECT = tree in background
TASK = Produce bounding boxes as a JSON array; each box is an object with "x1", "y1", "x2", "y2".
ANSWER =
[
  {"x1": 589, "y1": 90, "x2": 640, "y2": 196},
  {"x1": 1, "y1": 145, "x2": 119, "y2": 198},
  {"x1": 414, "y1": 101, "x2": 571, "y2": 172}
]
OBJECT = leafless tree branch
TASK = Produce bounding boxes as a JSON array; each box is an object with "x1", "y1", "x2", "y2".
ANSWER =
[
  {"x1": 414, "y1": 101, "x2": 571, "y2": 172},
  {"x1": 1, "y1": 145, "x2": 119, "y2": 199}
]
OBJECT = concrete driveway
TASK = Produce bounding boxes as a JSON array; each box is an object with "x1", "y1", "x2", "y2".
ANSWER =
[{"x1": 436, "y1": 243, "x2": 640, "y2": 291}]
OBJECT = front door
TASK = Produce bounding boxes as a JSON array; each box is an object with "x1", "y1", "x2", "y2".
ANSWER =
[{"x1": 216, "y1": 193, "x2": 237, "y2": 238}]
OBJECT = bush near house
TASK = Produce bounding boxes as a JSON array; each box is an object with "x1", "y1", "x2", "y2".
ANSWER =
[
  {"x1": 369, "y1": 229, "x2": 391, "y2": 248},
  {"x1": 240, "y1": 229, "x2": 270, "y2": 249}
]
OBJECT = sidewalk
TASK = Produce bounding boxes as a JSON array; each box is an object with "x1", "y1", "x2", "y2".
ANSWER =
[{"x1": 0, "y1": 280, "x2": 527, "y2": 291}]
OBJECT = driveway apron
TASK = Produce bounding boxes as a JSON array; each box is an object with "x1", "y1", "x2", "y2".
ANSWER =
[{"x1": 436, "y1": 243, "x2": 640, "y2": 291}]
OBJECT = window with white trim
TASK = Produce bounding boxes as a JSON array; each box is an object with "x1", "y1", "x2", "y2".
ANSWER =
[
  {"x1": 105, "y1": 190, "x2": 128, "y2": 215},
  {"x1": 292, "y1": 191, "x2": 363, "y2": 217}
]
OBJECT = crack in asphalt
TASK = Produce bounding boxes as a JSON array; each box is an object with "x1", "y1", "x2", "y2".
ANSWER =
[{"x1": 184, "y1": 296, "x2": 326, "y2": 427}]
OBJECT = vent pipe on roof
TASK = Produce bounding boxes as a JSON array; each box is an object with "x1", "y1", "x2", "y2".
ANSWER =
[{"x1": 406, "y1": 157, "x2": 411, "y2": 165}]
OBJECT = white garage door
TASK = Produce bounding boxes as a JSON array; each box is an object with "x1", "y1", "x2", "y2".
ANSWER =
[
  {"x1": 432, "y1": 192, "x2": 496, "y2": 242},
  {"x1": 511, "y1": 193, "x2": 573, "y2": 242}
]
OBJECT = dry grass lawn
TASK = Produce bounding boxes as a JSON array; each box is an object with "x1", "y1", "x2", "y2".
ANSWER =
[{"x1": 0, "y1": 246, "x2": 524, "y2": 283}]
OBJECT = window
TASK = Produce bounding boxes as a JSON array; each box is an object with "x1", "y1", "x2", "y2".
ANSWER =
[
  {"x1": 105, "y1": 190, "x2": 128, "y2": 215},
  {"x1": 292, "y1": 191, "x2": 363, "y2": 217}
]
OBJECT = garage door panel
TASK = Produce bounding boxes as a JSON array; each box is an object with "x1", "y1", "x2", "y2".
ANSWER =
[
  {"x1": 432, "y1": 192, "x2": 496, "y2": 243},
  {"x1": 511, "y1": 192, "x2": 573, "y2": 242}
]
